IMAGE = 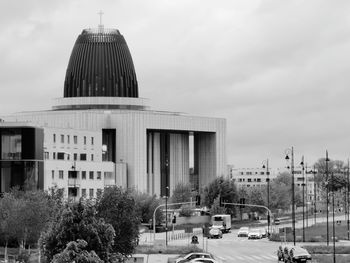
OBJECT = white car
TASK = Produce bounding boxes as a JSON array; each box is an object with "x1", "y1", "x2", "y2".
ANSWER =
[
  {"x1": 189, "y1": 258, "x2": 219, "y2": 263},
  {"x1": 175, "y1": 252, "x2": 214, "y2": 263},
  {"x1": 237, "y1": 226, "x2": 249, "y2": 237},
  {"x1": 248, "y1": 228, "x2": 262, "y2": 239}
]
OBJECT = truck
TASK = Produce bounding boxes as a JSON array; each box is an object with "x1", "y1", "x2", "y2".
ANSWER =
[{"x1": 211, "y1": 214, "x2": 231, "y2": 233}]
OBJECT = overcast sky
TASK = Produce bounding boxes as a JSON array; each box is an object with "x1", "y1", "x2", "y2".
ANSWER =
[{"x1": 1, "y1": 0, "x2": 350, "y2": 169}]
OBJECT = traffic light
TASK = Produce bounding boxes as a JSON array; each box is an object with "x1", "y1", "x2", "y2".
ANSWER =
[
  {"x1": 195, "y1": 195, "x2": 201, "y2": 206},
  {"x1": 172, "y1": 215, "x2": 176, "y2": 224}
]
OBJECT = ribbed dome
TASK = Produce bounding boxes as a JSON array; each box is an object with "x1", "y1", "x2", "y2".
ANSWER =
[{"x1": 64, "y1": 28, "x2": 138, "y2": 98}]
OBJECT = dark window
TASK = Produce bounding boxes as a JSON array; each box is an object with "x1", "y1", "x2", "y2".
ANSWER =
[
  {"x1": 80, "y1": 153, "x2": 87, "y2": 161},
  {"x1": 257, "y1": 178, "x2": 261, "y2": 182},
  {"x1": 97, "y1": 189, "x2": 102, "y2": 198},
  {"x1": 44, "y1": 152, "x2": 49, "y2": 159},
  {"x1": 57, "y1": 152, "x2": 65, "y2": 160},
  {"x1": 51, "y1": 170, "x2": 54, "y2": 179},
  {"x1": 59, "y1": 170, "x2": 64, "y2": 179},
  {"x1": 67, "y1": 135, "x2": 70, "y2": 144},
  {"x1": 82, "y1": 171, "x2": 86, "y2": 180},
  {"x1": 60, "y1": 135, "x2": 64, "y2": 143},
  {"x1": 82, "y1": 189, "x2": 86, "y2": 197},
  {"x1": 247, "y1": 178, "x2": 251, "y2": 182},
  {"x1": 74, "y1": 153, "x2": 77, "y2": 161},
  {"x1": 84, "y1": 136, "x2": 87, "y2": 145},
  {"x1": 97, "y1": 171, "x2": 101, "y2": 180},
  {"x1": 74, "y1": 136, "x2": 78, "y2": 144},
  {"x1": 53, "y1": 134, "x2": 56, "y2": 143},
  {"x1": 89, "y1": 189, "x2": 94, "y2": 198},
  {"x1": 89, "y1": 171, "x2": 94, "y2": 180},
  {"x1": 53, "y1": 152, "x2": 56, "y2": 159},
  {"x1": 91, "y1": 137, "x2": 94, "y2": 145},
  {"x1": 91, "y1": 154, "x2": 94, "y2": 161}
]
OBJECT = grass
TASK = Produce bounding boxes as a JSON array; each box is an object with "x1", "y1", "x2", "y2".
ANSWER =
[
  {"x1": 312, "y1": 254, "x2": 350, "y2": 263},
  {"x1": 135, "y1": 244, "x2": 202, "y2": 254},
  {"x1": 270, "y1": 222, "x2": 350, "y2": 242}
]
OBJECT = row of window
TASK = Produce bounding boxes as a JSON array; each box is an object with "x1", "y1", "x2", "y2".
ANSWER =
[
  {"x1": 53, "y1": 134, "x2": 94, "y2": 145},
  {"x1": 81, "y1": 188, "x2": 103, "y2": 198},
  {"x1": 237, "y1": 178, "x2": 265, "y2": 183},
  {"x1": 52, "y1": 170, "x2": 102, "y2": 180},
  {"x1": 239, "y1": 171, "x2": 270, "y2": 175},
  {"x1": 45, "y1": 152, "x2": 94, "y2": 161}
]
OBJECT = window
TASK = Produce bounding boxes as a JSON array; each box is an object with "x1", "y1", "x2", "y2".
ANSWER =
[
  {"x1": 82, "y1": 189, "x2": 86, "y2": 197},
  {"x1": 74, "y1": 136, "x2": 78, "y2": 144},
  {"x1": 57, "y1": 152, "x2": 65, "y2": 160},
  {"x1": 89, "y1": 189, "x2": 94, "y2": 198},
  {"x1": 91, "y1": 154, "x2": 94, "y2": 161},
  {"x1": 51, "y1": 170, "x2": 54, "y2": 180},
  {"x1": 260, "y1": 172, "x2": 265, "y2": 175},
  {"x1": 91, "y1": 137, "x2": 94, "y2": 145},
  {"x1": 53, "y1": 134, "x2": 56, "y2": 143},
  {"x1": 59, "y1": 170, "x2": 64, "y2": 179},
  {"x1": 53, "y1": 152, "x2": 56, "y2": 159},
  {"x1": 67, "y1": 135, "x2": 70, "y2": 144},
  {"x1": 89, "y1": 171, "x2": 94, "y2": 180},
  {"x1": 97, "y1": 189, "x2": 102, "y2": 198},
  {"x1": 84, "y1": 136, "x2": 87, "y2": 145},
  {"x1": 82, "y1": 171, "x2": 86, "y2": 180},
  {"x1": 80, "y1": 154, "x2": 87, "y2": 161},
  {"x1": 44, "y1": 152, "x2": 49, "y2": 159},
  {"x1": 97, "y1": 171, "x2": 101, "y2": 180},
  {"x1": 60, "y1": 135, "x2": 64, "y2": 143},
  {"x1": 74, "y1": 153, "x2": 77, "y2": 161},
  {"x1": 247, "y1": 178, "x2": 251, "y2": 182},
  {"x1": 257, "y1": 178, "x2": 261, "y2": 182}
]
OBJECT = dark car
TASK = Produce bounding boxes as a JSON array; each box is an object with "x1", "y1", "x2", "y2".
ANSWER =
[{"x1": 278, "y1": 245, "x2": 312, "y2": 262}]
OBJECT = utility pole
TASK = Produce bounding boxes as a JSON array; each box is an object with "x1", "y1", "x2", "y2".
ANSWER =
[{"x1": 326, "y1": 150, "x2": 330, "y2": 246}]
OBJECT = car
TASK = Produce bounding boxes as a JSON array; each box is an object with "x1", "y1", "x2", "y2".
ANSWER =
[
  {"x1": 237, "y1": 226, "x2": 249, "y2": 237},
  {"x1": 208, "y1": 227, "x2": 223, "y2": 239},
  {"x1": 260, "y1": 228, "x2": 267, "y2": 238},
  {"x1": 175, "y1": 252, "x2": 214, "y2": 263},
  {"x1": 274, "y1": 218, "x2": 281, "y2": 225},
  {"x1": 278, "y1": 245, "x2": 312, "y2": 262},
  {"x1": 189, "y1": 258, "x2": 219, "y2": 263},
  {"x1": 248, "y1": 228, "x2": 262, "y2": 239}
]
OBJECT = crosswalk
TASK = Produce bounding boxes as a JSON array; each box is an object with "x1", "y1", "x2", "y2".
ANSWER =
[{"x1": 216, "y1": 254, "x2": 276, "y2": 262}]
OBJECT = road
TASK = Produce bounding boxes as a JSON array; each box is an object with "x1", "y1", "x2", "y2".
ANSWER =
[{"x1": 205, "y1": 228, "x2": 278, "y2": 263}]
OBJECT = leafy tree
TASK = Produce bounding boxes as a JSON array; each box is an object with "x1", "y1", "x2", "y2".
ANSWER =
[
  {"x1": 314, "y1": 158, "x2": 346, "y2": 192},
  {"x1": 52, "y1": 239, "x2": 103, "y2": 263},
  {"x1": 171, "y1": 183, "x2": 195, "y2": 205},
  {"x1": 209, "y1": 197, "x2": 226, "y2": 215},
  {"x1": 40, "y1": 201, "x2": 115, "y2": 263},
  {"x1": 247, "y1": 187, "x2": 266, "y2": 214},
  {"x1": 132, "y1": 191, "x2": 163, "y2": 225},
  {"x1": 202, "y1": 176, "x2": 237, "y2": 215},
  {"x1": 179, "y1": 204, "x2": 193, "y2": 217},
  {"x1": 96, "y1": 186, "x2": 140, "y2": 258}
]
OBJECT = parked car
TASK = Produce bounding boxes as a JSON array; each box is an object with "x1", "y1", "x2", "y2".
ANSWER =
[
  {"x1": 237, "y1": 226, "x2": 249, "y2": 237},
  {"x1": 248, "y1": 228, "x2": 262, "y2": 239},
  {"x1": 208, "y1": 227, "x2": 223, "y2": 239},
  {"x1": 260, "y1": 228, "x2": 267, "y2": 238},
  {"x1": 189, "y1": 258, "x2": 219, "y2": 263},
  {"x1": 278, "y1": 245, "x2": 312, "y2": 262},
  {"x1": 175, "y1": 252, "x2": 214, "y2": 263}
]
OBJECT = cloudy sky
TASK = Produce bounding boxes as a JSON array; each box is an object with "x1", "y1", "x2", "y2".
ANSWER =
[{"x1": 1, "y1": 0, "x2": 350, "y2": 169}]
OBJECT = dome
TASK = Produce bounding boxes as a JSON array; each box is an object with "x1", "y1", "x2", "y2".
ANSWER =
[{"x1": 63, "y1": 28, "x2": 138, "y2": 98}]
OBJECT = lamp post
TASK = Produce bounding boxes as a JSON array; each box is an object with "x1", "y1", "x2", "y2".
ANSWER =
[
  {"x1": 326, "y1": 151, "x2": 330, "y2": 246},
  {"x1": 310, "y1": 166, "x2": 317, "y2": 225},
  {"x1": 347, "y1": 159, "x2": 350, "y2": 241},
  {"x1": 300, "y1": 156, "x2": 305, "y2": 242},
  {"x1": 331, "y1": 171, "x2": 336, "y2": 263},
  {"x1": 165, "y1": 186, "x2": 169, "y2": 246},
  {"x1": 285, "y1": 147, "x2": 296, "y2": 245},
  {"x1": 262, "y1": 159, "x2": 270, "y2": 237}
]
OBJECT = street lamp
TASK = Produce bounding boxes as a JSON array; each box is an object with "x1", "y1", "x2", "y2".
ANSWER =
[
  {"x1": 165, "y1": 186, "x2": 169, "y2": 246},
  {"x1": 309, "y1": 166, "x2": 317, "y2": 225},
  {"x1": 285, "y1": 147, "x2": 296, "y2": 245},
  {"x1": 300, "y1": 156, "x2": 305, "y2": 242},
  {"x1": 262, "y1": 159, "x2": 270, "y2": 238},
  {"x1": 331, "y1": 171, "x2": 336, "y2": 263},
  {"x1": 325, "y1": 151, "x2": 330, "y2": 246}
]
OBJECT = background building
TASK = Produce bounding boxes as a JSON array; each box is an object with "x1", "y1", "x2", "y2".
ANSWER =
[{"x1": 0, "y1": 25, "x2": 226, "y2": 199}]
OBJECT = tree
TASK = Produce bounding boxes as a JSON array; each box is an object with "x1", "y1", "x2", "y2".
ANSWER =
[
  {"x1": 52, "y1": 239, "x2": 103, "y2": 263},
  {"x1": 171, "y1": 183, "x2": 195, "y2": 205},
  {"x1": 96, "y1": 186, "x2": 140, "y2": 258},
  {"x1": 40, "y1": 201, "x2": 115, "y2": 263},
  {"x1": 202, "y1": 176, "x2": 237, "y2": 215},
  {"x1": 209, "y1": 197, "x2": 226, "y2": 215},
  {"x1": 132, "y1": 191, "x2": 163, "y2": 225}
]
